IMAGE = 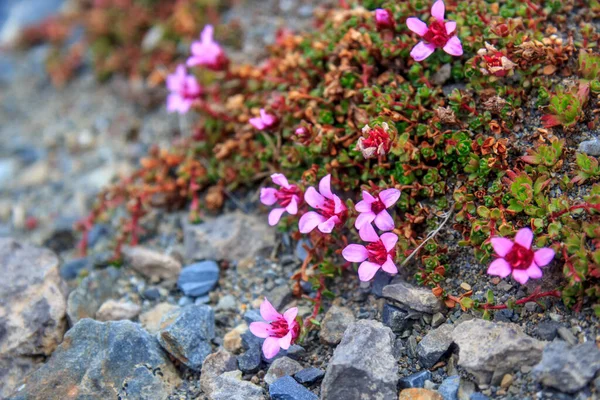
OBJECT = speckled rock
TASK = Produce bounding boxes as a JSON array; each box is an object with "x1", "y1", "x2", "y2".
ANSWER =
[
  {"x1": 209, "y1": 370, "x2": 266, "y2": 400},
  {"x1": 122, "y1": 246, "x2": 181, "y2": 281},
  {"x1": 270, "y1": 375, "x2": 318, "y2": 400},
  {"x1": 200, "y1": 349, "x2": 238, "y2": 396},
  {"x1": 398, "y1": 388, "x2": 443, "y2": 400},
  {"x1": 319, "y1": 305, "x2": 355, "y2": 345},
  {"x1": 96, "y1": 299, "x2": 141, "y2": 322},
  {"x1": 265, "y1": 357, "x2": 303, "y2": 385},
  {"x1": 417, "y1": 324, "x2": 454, "y2": 368},
  {"x1": 66, "y1": 267, "x2": 121, "y2": 324},
  {"x1": 578, "y1": 138, "x2": 600, "y2": 156},
  {"x1": 139, "y1": 302, "x2": 179, "y2": 333},
  {"x1": 383, "y1": 281, "x2": 444, "y2": 313}
]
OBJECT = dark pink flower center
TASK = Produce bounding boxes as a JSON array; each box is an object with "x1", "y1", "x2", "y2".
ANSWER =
[
  {"x1": 361, "y1": 127, "x2": 392, "y2": 153},
  {"x1": 505, "y1": 243, "x2": 534, "y2": 270},
  {"x1": 423, "y1": 20, "x2": 450, "y2": 48},
  {"x1": 366, "y1": 240, "x2": 395, "y2": 265},
  {"x1": 275, "y1": 186, "x2": 301, "y2": 207},
  {"x1": 269, "y1": 317, "x2": 300, "y2": 341},
  {"x1": 371, "y1": 199, "x2": 386, "y2": 214}
]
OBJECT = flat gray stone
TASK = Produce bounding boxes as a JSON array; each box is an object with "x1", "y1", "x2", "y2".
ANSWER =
[
  {"x1": 417, "y1": 324, "x2": 454, "y2": 368},
  {"x1": 383, "y1": 281, "x2": 444, "y2": 313},
  {"x1": 178, "y1": 261, "x2": 219, "y2": 297}
]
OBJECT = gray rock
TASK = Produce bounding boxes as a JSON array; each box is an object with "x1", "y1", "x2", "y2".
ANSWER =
[
  {"x1": 294, "y1": 367, "x2": 325, "y2": 385},
  {"x1": 458, "y1": 378, "x2": 476, "y2": 400},
  {"x1": 183, "y1": 212, "x2": 274, "y2": 262},
  {"x1": 319, "y1": 305, "x2": 355, "y2": 345},
  {"x1": 265, "y1": 357, "x2": 303, "y2": 385},
  {"x1": 216, "y1": 294, "x2": 237, "y2": 311},
  {"x1": 200, "y1": 349, "x2": 238, "y2": 396},
  {"x1": 157, "y1": 305, "x2": 215, "y2": 370},
  {"x1": 431, "y1": 312, "x2": 446, "y2": 328},
  {"x1": 96, "y1": 299, "x2": 141, "y2": 321},
  {"x1": 67, "y1": 267, "x2": 121, "y2": 325},
  {"x1": 295, "y1": 239, "x2": 311, "y2": 262},
  {"x1": 209, "y1": 370, "x2": 265, "y2": 400},
  {"x1": 139, "y1": 302, "x2": 178, "y2": 334},
  {"x1": 270, "y1": 376, "x2": 318, "y2": 400},
  {"x1": 399, "y1": 370, "x2": 431, "y2": 389},
  {"x1": 59, "y1": 257, "x2": 91, "y2": 280},
  {"x1": 321, "y1": 319, "x2": 398, "y2": 400},
  {"x1": 469, "y1": 394, "x2": 490, "y2": 400},
  {"x1": 578, "y1": 138, "x2": 600, "y2": 156},
  {"x1": 371, "y1": 270, "x2": 392, "y2": 297},
  {"x1": 0, "y1": 0, "x2": 64, "y2": 45},
  {"x1": 532, "y1": 341, "x2": 600, "y2": 393},
  {"x1": 557, "y1": 326, "x2": 578, "y2": 345},
  {"x1": 383, "y1": 281, "x2": 444, "y2": 313},
  {"x1": 535, "y1": 321, "x2": 561, "y2": 341},
  {"x1": 178, "y1": 260, "x2": 219, "y2": 297},
  {"x1": 452, "y1": 319, "x2": 545, "y2": 385},
  {"x1": 438, "y1": 375, "x2": 460, "y2": 400},
  {"x1": 238, "y1": 346, "x2": 262, "y2": 373},
  {"x1": 123, "y1": 246, "x2": 181, "y2": 281},
  {"x1": 432, "y1": 64, "x2": 452, "y2": 86},
  {"x1": 9, "y1": 319, "x2": 181, "y2": 399},
  {"x1": 417, "y1": 324, "x2": 454, "y2": 368},
  {"x1": 267, "y1": 285, "x2": 293, "y2": 310},
  {"x1": 382, "y1": 303, "x2": 411, "y2": 333}
]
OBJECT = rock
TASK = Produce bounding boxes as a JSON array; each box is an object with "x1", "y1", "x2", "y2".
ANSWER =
[
  {"x1": 535, "y1": 321, "x2": 560, "y2": 341},
  {"x1": 398, "y1": 388, "x2": 443, "y2": 400},
  {"x1": 321, "y1": 319, "x2": 398, "y2": 400},
  {"x1": 67, "y1": 267, "x2": 121, "y2": 325},
  {"x1": 157, "y1": 305, "x2": 215, "y2": 370},
  {"x1": 139, "y1": 302, "x2": 178, "y2": 333},
  {"x1": 319, "y1": 305, "x2": 355, "y2": 345},
  {"x1": 431, "y1": 313, "x2": 446, "y2": 328},
  {"x1": 432, "y1": 64, "x2": 452, "y2": 86},
  {"x1": 417, "y1": 324, "x2": 454, "y2": 368},
  {"x1": 265, "y1": 356, "x2": 303, "y2": 385},
  {"x1": 469, "y1": 394, "x2": 489, "y2": 400},
  {"x1": 399, "y1": 371, "x2": 431, "y2": 389},
  {"x1": 294, "y1": 367, "x2": 325, "y2": 385},
  {"x1": 578, "y1": 138, "x2": 600, "y2": 156},
  {"x1": 438, "y1": 375, "x2": 459, "y2": 400},
  {"x1": 451, "y1": 319, "x2": 545, "y2": 385},
  {"x1": 59, "y1": 257, "x2": 91, "y2": 280},
  {"x1": 141, "y1": 25, "x2": 164, "y2": 52},
  {"x1": 123, "y1": 246, "x2": 181, "y2": 281},
  {"x1": 209, "y1": 370, "x2": 265, "y2": 400},
  {"x1": 238, "y1": 346, "x2": 262, "y2": 373},
  {"x1": 383, "y1": 281, "x2": 444, "y2": 313},
  {"x1": 200, "y1": 349, "x2": 238, "y2": 396},
  {"x1": 96, "y1": 299, "x2": 141, "y2": 321},
  {"x1": 382, "y1": 303, "x2": 411, "y2": 333},
  {"x1": 224, "y1": 323, "x2": 248, "y2": 352},
  {"x1": 183, "y1": 212, "x2": 275, "y2": 263},
  {"x1": 270, "y1": 376, "x2": 318, "y2": 400},
  {"x1": 143, "y1": 287, "x2": 161, "y2": 300},
  {"x1": 458, "y1": 378, "x2": 476, "y2": 400},
  {"x1": 0, "y1": 239, "x2": 68, "y2": 398},
  {"x1": 216, "y1": 294, "x2": 237, "y2": 311},
  {"x1": 267, "y1": 285, "x2": 293, "y2": 309},
  {"x1": 178, "y1": 260, "x2": 220, "y2": 297},
  {"x1": 557, "y1": 326, "x2": 578, "y2": 345},
  {"x1": 9, "y1": 319, "x2": 181, "y2": 399},
  {"x1": 499, "y1": 374, "x2": 513, "y2": 389},
  {"x1": 532, "y1": 340, "x2": 600, "y2": 393},
  {"x1": 371, "y1": 269, "x2": 393, "y2": 297}
]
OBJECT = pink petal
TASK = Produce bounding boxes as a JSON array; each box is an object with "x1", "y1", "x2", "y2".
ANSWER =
[
  {"x1": 381, "y1": 255, "x2": 398, "y2": 274},
  {"x1": 268, "y1": 208, "x2": 286, "y2": 226},
  {"x1": 378, "y1": 188, "x2": 401, "y2": 208},
  {"x1": 443, "y1": 36, "x2": 463, "y2": 57},
  {"x1": 177, "y1": 100, "x2": 192, "y2": 114},
  {"x1": 285, "y1": 196, "x2": 298, "y2": 215},
  {"x1": 512, "y1": 269, "x2": 529, "y2": 285},
  {"x1": 260, "y1": 109, "x2": 276, "y2": 126},
  {"x1": 304, "y1": 187, "x2": 325, "y2": 209},
  {"x1": 410, "y1": 42, "x2": 436, "y2": 61},
  {"x1": 278, "y1": 331, "x2": 293, "y2": 350},
  {"x1": 283, "y1": 308, "x2": 298, "y2": 325},
  {"x1": 445, "y1": 21, "x2": 456, "y2": 35},
  {"x1": 526, "y1": 263, "x2": 543, "y2": 279},
  {"x1": 166, "y1": 94, "x2": 183, "y2": 113},
  {"x1": 185, "y1": 76, "x2": 202, "y2": 96},
  {"x1": 298, "y1": 211, "x2": 326, "y2": 233},
  {"x1": 514, "y1": 228, "x2": 534, "y2": 249},
  {"x1": 380, "y1": 232, "x2": 398, "y2": 252},
  {"x1": 262, "y1": 337, "x2": 281, "y2": 359},
  {"x1": 333, "y1": 194, "x2": 346, "y2": 214},
  {"x1": 318, "y1": 216, "x2": 339, "y2": 233},
  {"x1": 260, "y1": 188, "x2": 277, "y2": 206},
  {"x1": 201, "y1": 24, "x2": 214, "y2": 42},
  {"x1": 260, "y1": 297, "x2": 281, "y2": 321},
  {"x1": 342, "y1": 244, "x2": 369, "y2": 262},
  {"x1": 186, "y1": 55, "x2": 202, "y2": 67},
  {"x1": 355, "y1": 211, "x2": 376, "y2": 230},
  {"x1": 358, "y1": 261, "x2": 381, "y2": 281},
  {"x1": 359, "y1": 222, "x2": 379, "y2": 242},
  {"x1": 534, "y1": 248, "x2": 555, "y2": 267},
  {"x1": 271, "y1": 173, "x2": 289, "y2": 188},
  {"x1": 431, "y1": 0, "x2": 445, "y2": 21},
  {"x1": 406, "y1": 17, "x2": 429, "y2": 36},
  {"x1": 362, "y1": 190, "x2": 377, "y2": 203},
  {"x1": 374, "y1": 210, "x2": 395, "y2": 231},
  {"x1": 355, "y1": 200, "x2": 373, "y2": 213},
  {"x1": 319, "y1": 174, "x2": 333, "y2": 199},
  {"x1": 249, "y1": 321, "x2": 271, "y2": 338},
  {"x1": 491, "y1": 237, "x2": 513, "y2": 257},
  {"x1": 249, "y1": 117, "x2": 265, "y2": 130},
  {"x1": 487, "y1": 258, "x2": 512, "y2": 278}
]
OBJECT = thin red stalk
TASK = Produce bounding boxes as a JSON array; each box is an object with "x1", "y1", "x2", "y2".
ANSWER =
[
  {"x1": 304, "y1": 276, "x2": 325, "y2": 327},
  {"x1": 480, "y1": 290, "x2": 561, "y2": 310},
  {"x1": 549, "y1": 202, "x2": 600, "y2": 221}
]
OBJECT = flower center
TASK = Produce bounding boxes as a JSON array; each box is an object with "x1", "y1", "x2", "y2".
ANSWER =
[
  {"x1": 371, "y1": 199, "x2": 386, "y2": 214},
  {"x1": 269, "y1": 317, "x2": 300, "y2": 341},
  {"x1": 504, "y1": 243, "x2": 534, "y2": 270},
  {"x1": 318, "y1": 198, "x2": 337, "y2": 218},
  {"x1": 275, "y1": 186, "x2": 300, "y2": 207},
  {"x1": 423, "y1": 20, "x2": 450, "y2": 48},
  {"x1": 366, "y1": 240, "x2": 395, "y2": 265},
  {"x1": 362, "y1": 127, "x2": 391, "y2": 152}
]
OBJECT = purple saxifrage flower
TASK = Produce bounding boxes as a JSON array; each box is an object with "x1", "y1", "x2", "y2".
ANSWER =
[
  {"x1": 342, "y1": 223, "x2": 398, "y2": 281},
  {"x1": 187, "y1": 25, "x2": 228, "y2": 70},
  {"x1": 166, "y1": 65, "x2": 202, "y2": 114},
  {"x1": 299, "y1": 174, "x2": 346, "y2": 234},
  {"x1": 354, "y1": 188, "x2": 400, "y2": 233},
  {"x1": 249, "y1": 108, "x2": 277, "y2": 130},
  {"x1": 249, "y1": 297, "x2": 300, "y2": 359},
  {"x1": 260, "y1": 173, "x2": 302, "y2": 225}
]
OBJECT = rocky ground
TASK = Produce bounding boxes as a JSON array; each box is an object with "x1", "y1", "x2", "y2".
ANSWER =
[{"x1": 1, "y1": 1, "x2": 600, "y2": 400}]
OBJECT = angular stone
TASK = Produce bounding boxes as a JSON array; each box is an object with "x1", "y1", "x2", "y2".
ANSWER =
[
  {"x1": 319, "y1": 305, "x2": 355, "y2": 345},
  {"x1": 209, "y1": 370, "x2": 265, "y2": 400},
  {"x1": 294, "y1": 367, "x2": 325, "y2": 385},
  {"x1": 238, "y1": 346, "x2": 262, "y2": 374},
  {"x1": 417, "y1": 324, "x2": 454, "y2": 368},
  {"x1": 265, "y1": 357, "x2": 303, "y2": 385},
  {"x1": 178, "y1": 260, "x2": 219, "y2": 297},
  {"x1": 200, "y1": 349, "x2": 238, "y2": 396},
  {"x1": 452, "y1": 319, "x2": 545, "y2": 385},
  {"x1": 67, "y1": 267, "x2": 121, "y2": 325},
  {"x1": 59, "y1": 257, "x2": 91, "y2": 280},
  {"x1": 139, "y1": 302, "x2": 178, "y2": 333},
  {"x1": 383, "y1": 281, "x2": 444, "y2": 313},
  {"x1": 382, "y1": 303, "x2": 411, "y2": 333},
  {"x1": 157, "y1": 305, "x2": 215, "y2": 370},
  {"x1": 321, "y1": 320, "x2": 398, "y2": 400},
  {"x1": 96, "y1": 299, "x2": 141, "y2": 322},
  {"x1": 122, "y1": 246, "x2": 181, "y2": 281},
  {"x1": 399, "y1": 371, "x2": 431, "y2": 389},
  {"x1": 469, "y1": 394, "x2": 489, "y2": 400},
  {"x1": 535, "y1": 321, "x2": 560, "y2": 341},
  {"x1": 224, "y1": 323, "x2": 248, "y2": 352},
  {"x1": 398, "y1": 388, "x2": 443, "y2": 400},
  {"x1": 270, "y1": 376, "x2": 318, "y2": 400},
  {"x1": 438, "y1": 375, "x2": 459, "y2": 400},
  {"x1": 578, "y1": 138, "x2": 600, "y2": 156}
]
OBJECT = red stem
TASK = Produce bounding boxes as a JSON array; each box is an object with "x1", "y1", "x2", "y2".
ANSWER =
[
  {"x1": 480, "y1": 290, "x2": 561, "y2": 310},
  {"x1": 549, "y1": 202, "x2": 600, "y2": 221}
]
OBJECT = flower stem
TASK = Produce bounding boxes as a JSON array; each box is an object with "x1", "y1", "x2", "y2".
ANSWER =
[
  {"x1": 479, "y1": 290, "x2": 561, "y2": 310},
  {"x1": 549, "y1": 202, "x2": 600, "y2": 221}
]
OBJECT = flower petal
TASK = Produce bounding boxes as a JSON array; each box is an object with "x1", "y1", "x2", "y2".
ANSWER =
[
  {"x1": 431, "y1": 0, "x2": 445, "y2": 21},
  {"x1": 445, "y1": 21, "x2": 456, "y2": 35},
  {"x1": 358, "y1": 261, "x2": 381, "y2": 281},
  {"x1": 304, "y1": 187, "x2": 325, "y2": 209},
  {"x1": 491, "y1": 237, "x2": 513, "y2": 257},
  {"x1": 249, "y1": 117, "x2": 265, "y2": 130},
  {"x1": 333, "y1": 194, "x2": 346, "y2": 214},
  {"x1": 512, "y1": 269, "x2": 529, "y2": 285},
  {"x1": 268, "y1": 208, "x2": 286, "y2": 226},
  {"x1": 271, "y1": 173, "x2": 289, "y2": 188},
  {"x1": 286, "y1": 196, "x2": 299, "y2": 215},
  {"x1": 362, "y1": 190, "x2": 377, "y2": 203},
  {"x1": 318, "y1": 216, "x2": 339, "y2": 233},
  {"x1": 249, "y1": 322, "x2": 271, "y2": 338},
  {"x1": 406, "y1": 17, "x2": 428, "y2": 36},
  {"x1": 442, "y1": 35, "x2": 463, "y2": 57},
  {"x1": 526, "y1": 263, "x2": 543, "y2": 279},
  {"x1": 534, "y1": 248, "x2": 555, "y2": 267},
  {"x1": 319, "y1": 174, "x2": 333, "y2": 199},
  {"x1": 374, "y1": 210, "x2": 395, "y2": 231},
  {"x1": 283, "y1": 308, "x2": 298, "y2": 325},
  {"x1": 342, "y1": 244, "x2": 369, "y2": 262},
  {"x1": 514, "y1": 228, "x2": 534, "y2": 249},
  {"x1": 487, "y1": 258, "x2": 512, "y2": 278},
  {"x1": 380, "y1": 232, "x2": 398, "y2": 252},
  {"x1": 278, "y1": 331, "x2": 293, "y2": 350},
  {"x1": 201, "y1": 24, "x2": 214, "y2": 42},
  {"x1": 359, "y1": 222, "x2": 379, "y2": 242},
  {"x1": 354, "y1": 211, "x2": 376, "y2": 230},
  {"x1": 298, "y1": 211, "x2": 326, "y2": 233},
  {"x1": 260, "y1": 109, "x2": 276, "y2": 126},
  {"x1": 379, "y1": 188, "x2": 401, "y2": 208},
  {"x1": 167, "y1": 94, "x2": 183, "y2": 113},
  {"x1": 355, "y1": 200, "x2": 373, "y2": 213},
  {"x1": 410, "y1": 42, "x2": 436, "y2": 62},
  {"x1": 260, "y1": 188, "x2": 277, "y2": 206},
  {"x1": 381, "y1": 255, "x2": 398, "y2": 274},
  {"x1": 260, "y1": 297, "x2": 281, "y2": 321},
  {"x1": 262, "y1": 337, "x2": 281, "y2": 359}
]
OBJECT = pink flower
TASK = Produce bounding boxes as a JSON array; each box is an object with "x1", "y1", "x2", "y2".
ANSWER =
[
  {"x1": 166, "y1": 65, "x2": 202, "y2": 114},
  {"x1": 299, "y1": 174, "x2": 347, "y2": 234},
  {"x1": 355, "y1": 188, "x2": 400, "y2": 233},
  {"x1": 406, "y1": 0, "x2": 463, "y2": 61},
  {"x1": 187, "y1": 25, "x2": 228, "y2": 70},
  {"x1": 249, "y1": 109, "x2": 277, "y2": 130},
  {"x1": 342, "y1": 223, "x2": 398, "y2": 281},
  {"x1": 260, "y1": 173, "x2": 303, "y2": 226},
  {"x1": 249, "y1": 297, "x2": 300, "y2": 359},
  {"x1": 356, "y1": 123, "x2": 393, "y2": 159},
  {"x1": 487, "y1": 228, "x2": 555, "y2": 285},
  {"x1": 375, "y1": 8, "x2": 395, "y2": 30}
]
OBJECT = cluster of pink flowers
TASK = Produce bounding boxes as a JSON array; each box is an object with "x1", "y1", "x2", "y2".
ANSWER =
[
  {"x1": 249, "y1": 297, "x2": 300, "y2": 359},
  {"x1": 250, "y1": 108, "x2": 277, "y2": 130}
]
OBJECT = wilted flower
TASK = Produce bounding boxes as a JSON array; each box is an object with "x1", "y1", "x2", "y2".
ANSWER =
[
  {"x1": 406, "y1": 0, "x2": 463, "y2": 61},
  {"x1": 249, "y1": 298, "x2": 300, "y2": 359},
  {"x1": 342, "y1": 223, "x2": 398, "y2": 281},
  {"x1": 166, "y1": 65, "x2": 202, "y2": 114},
  {"x1": 487, "y1": 228, "x2": 555, "y2": 284},
  {"x1": 355, "y1": 188, "x2": 400, "y2": 232},
  {"x1": 299, "y1": 174, "x2": 347, "y2": 234},
  {"x1": 187, "y1": 25, "x2": 228, "y2": 70},
  {"x1": 435, "y1": 106, "x2": 458, "y2": 124},
  {"x1": 356, "y1": 123, "x2": 393, "y2": 159},
  {"x1": 260, "y1": 173, "x2": 302, "y2": 226},
  {"x1": 249, "y1": 109, "x2": 277, "y2": 130},
  {"x1": 477, "y1": 43, "x2": 517, "y2": 78},
  {"x1": 374, "y1": 8, "x2": 395, "y2": 30}
]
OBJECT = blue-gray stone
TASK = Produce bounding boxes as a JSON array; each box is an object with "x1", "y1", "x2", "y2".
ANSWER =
[
  {"x1": 142, "y1": 287, "x2": 161, "y2": 300},
  {"x1": 294, "y1": 367, "x2": 325, "y2": 384},
  {"x1": 438, "y1": 375, "x2": 460, "y2": 400},
  {"x1": 535, "y1": 321, "x2": 560, "y2": 341},
  {"x1": 60, "y1": 257, "x2": 90, "y2": 280},
  {"x1": 470, "y1": 394, "x2": 490, "y2": 400},
  {"x1": 382, "y1": 303, "x2": 410, "y2": 333},
  {"x1": 177, "y1": 260, "x2": 219, "y2": 296},
  {"x1": 238, "y1": 346, "x2": 262, "y2": 374},
  {"x1": 269, "y1": 376, "x2": 318, "y2": 400},
  {"x1": 244, "y1": 309, "x2": 263, "y2": 324},
  {"x1": 295, "y1": 239, "x2": 311, "y2": 262},
  {"x1": 178, "y1": 296, "x2": 194, "y2": 307},
  {"x1": 371, "y1": 270, "x2": 392, "y2": 297},
  {"x1": 398, "y1": 370, "x2": 431, "y2": 389}
]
